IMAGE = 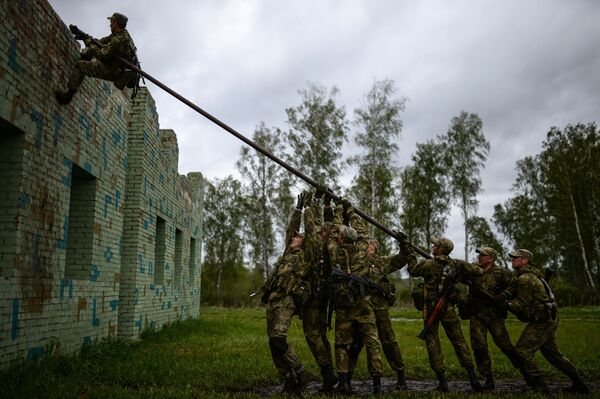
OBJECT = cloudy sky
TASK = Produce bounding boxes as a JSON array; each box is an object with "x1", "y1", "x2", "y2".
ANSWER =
[{"x1": 49, "y1": 0, "x2": 600, "y2": 258}]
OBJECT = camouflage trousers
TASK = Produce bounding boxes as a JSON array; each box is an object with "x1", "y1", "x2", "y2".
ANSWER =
[
  {"x1": 67, "y1": 60, "x2": 127, "y2": 90},
  {"x1": 349, "y1": 299, "x2": 405, "y2": 373},
  {"x1": 266, "y1": 295, "x2": 302, "y2": 378},
  {"x1": 335, "y1": 296, "x2": 383, "y2": 377},
  {"x1": 423, "y1": 305, "x2": 474, "y2": 373},
  {"x1": 302, "y1": 297, "x2": 333, "y2": 367},
  {"x1": 470, "y1": 315, "x2": 521, "y2": 376},
  {"x1": 515, "y1": 319, "x2": 579, "y2": 379}
]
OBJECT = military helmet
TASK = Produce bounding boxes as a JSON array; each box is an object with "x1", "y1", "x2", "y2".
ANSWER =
[
  {"x1": 340, "y1": 226, "x2": 358, "y2": 243},
  {"x1": 108, "y1": 12, "x2": 128, "y2": 27},
  {"x1": 476, "y1": 246, "x2": 497, "y2": 260},
  {"x1": 431, "y1": 236, "x2": 454, "y2": 255}
]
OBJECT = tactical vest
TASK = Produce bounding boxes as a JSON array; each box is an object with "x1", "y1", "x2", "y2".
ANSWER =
[{"x1": 518, "y1": 269, "x2": 557, "y2": 322}]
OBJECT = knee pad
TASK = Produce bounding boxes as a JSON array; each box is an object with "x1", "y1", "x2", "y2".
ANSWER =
[{"x1": 269, "y1": 337, "x2": 288, "y2": 356}]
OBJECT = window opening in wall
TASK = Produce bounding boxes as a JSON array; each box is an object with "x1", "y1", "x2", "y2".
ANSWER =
[
  {"x1": 189, "y1": 237, "x2": 197, "y2": 283},
  {"x1": 174, "y1": 228, "x2": 183, "y2": 287},
  {"x1": 65, "y1": 163, "x2": 97, "y2": 280},
  {"x1": 154, "y1": 216, "x2": 166, "y2": 285}
]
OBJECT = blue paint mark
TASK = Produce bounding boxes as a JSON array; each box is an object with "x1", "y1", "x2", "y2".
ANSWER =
[
  {"x1": 147, "y1": 260, "x2": 153, "y2": 276},
  {"x1": 159, "y1": 173, "x2": 165, "y2": 184},
  {"x1": 165, "y1": 262, "x2": 170, "y2": 271},
  {"x1": 27, "y1": 347, "x2": 45, "y2": 361},
  {"x1": 115, "y1": 190, "x2": 121, "y2": 208},
  {"x1": 93, "y1": 98, "x2": 101, "y2": 122},
  {"x1": 104, "y1": 247, "x2": 113, "y2": 263},
  {"x1": 104, "y1": 195, "x2": 113, "y2": 218},
  {"x1": 79, "y1": 112, "x2": 91, "y2": 140},
  {"x1": 52, "y1": 112, "x2": 63, "y2": 146},
  {"x1": 112, "y1": 131, "x2": 122, "y2": 146},
  {"x1": 56, "y1": 216, "x2": 69, "y2": 250},
  {"x1": 90, "y1": 264, "x2": 100, "y2": 282},
  {"x1": 135, "y1": 314, "x2": 142, "y2": 333},
  {"x1": 18, "y1": 192, "x2": 32, "y2": 208},
  {"x1": 31, "y1": 109, "x2": 44, "y2": 150},
  {"x1": 159, "y1": 199, "x2": 164, "y2": 213},
  {"x1": 83, "y1": 336, "x2": 92, "y2": 347},
  {"x1": 167, "y1": 301, "x2": 171, "y2": 309},
  {"x1": 138, "y1": 254, "x2": 145, "y2": 274},
  {"x1": 60, "y1": 279, "x2": 74, "y2": 300},
  {"x1": 92, "y1": 299, "x2": 100, "y2": 327},
  {"x1": 116, "y1": 104, "x2": 122, "y2": 119},
  {"x1": 62, "y1": 158, "x2": 73, "y2": 187},
  {"x1": 143, "y1": 216, "x2": 149, "y2": 230},
  {"x1": 122, "y1": 156, "x2": 128, "y2": 171},
  {"x1": 102, "y1": 81, "x2": 111, "y2": 95},
  {"x1": 109, "y1": 300, "x2": 119, "y2": 311},
  {"x1": 84, "y1": 162, "x2": 92, "y2": 173},
  {"x1": 11, "y1": 299, "x2": 20, "y2": 340},
  {"x1": 143, "y1": 130, "x2": 149, "y2": 142},
  {"x1": 148, "y1": 197, "x2": 153, "y2": 208},
  {"x1": 102, "y1": 138, "x2": 107, "y2": 169},
  {"x1": 8, "y1": 37, "x2": 21, "y2": 73},
  {"x1": 149, "y1": 284, "x2": 156, "y2": 290}
]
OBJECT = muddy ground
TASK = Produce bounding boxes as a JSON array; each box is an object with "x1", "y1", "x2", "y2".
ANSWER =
[{"x1": 252, "y1": 378, "x2": 599, "y2": 396}]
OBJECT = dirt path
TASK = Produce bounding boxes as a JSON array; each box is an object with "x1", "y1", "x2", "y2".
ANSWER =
[{"x1": 253, "y1": 378, "x2": 598, "y2": 396}]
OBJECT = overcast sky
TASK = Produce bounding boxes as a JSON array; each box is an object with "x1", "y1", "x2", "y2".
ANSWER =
[{"x1": 49, "y1": 0, "x2": 600, "y2": 259}]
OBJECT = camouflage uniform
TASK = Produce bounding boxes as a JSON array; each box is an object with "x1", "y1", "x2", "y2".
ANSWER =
[
  {"x1": 507, "y1": 251, "x2": 587, "y2": 392},
  {"x1": 266, "y1": 203, "x2": 318, "y2": 388},
  {"x1": 301, "y1": 199, "x2": 336, "y2": 389},
  {"x1": 465, "y1": 248, "x2": 520, "y2": 388},
  {"x1": 328, "y1": 204, "x2": 383, "y2": 392},
  {"x1": 67, "y1": 29, "x2": 137, "y2": 90},
  {"x1": 347, "y1": 219, "x2": 410, "y2": 388},
  {"x1": 407, "y1": 238, "x2": 483, "y2": 390}
]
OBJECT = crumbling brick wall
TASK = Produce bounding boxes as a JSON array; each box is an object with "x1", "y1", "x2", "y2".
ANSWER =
[{"x1": 0, "y1": 1, "x2": 203, "y2": 366}]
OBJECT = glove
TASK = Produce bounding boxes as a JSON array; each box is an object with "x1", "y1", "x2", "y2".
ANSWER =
[
  {"x1": 323, "y1": 192, "x2": 332, "y2": 207},
  {"x1": 314, "y1": 185, "x2": 326, "y2": 200},
  {"x1": 295, "y1": 193, "x2": 305, "y2": 210},
  {"x1": 393, "y1": 230, "x2": 407, "y2": 242},
  {"x1": 341, "y1": 198, "x2": 352, "y2": 215}
]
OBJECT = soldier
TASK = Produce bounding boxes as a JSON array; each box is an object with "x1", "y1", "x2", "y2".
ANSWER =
[
  {"x1": 407, "y1": 237, "x2": 483, "y2": 392},
  {"x1": 301, "y1": 189, "x2": 337, "y2": 391},
  {"x1": 504, "y1": 249, "x2": 589, "y2": 393},
  {"x1": 328, "y1": 200, "x2": 384, "y2": 394},
  {"x1": 348, "y1": 236, "x2": 411, "y2": 390},
  {"x1": 264, "y1": 191, "x2": 319, "y2": 394},
  {"x1": 56, "y1": 12, "x2": 139, "y2": 105},
  {"x1": 463, "y1": 247, "x2": 522, "y2": 390}
]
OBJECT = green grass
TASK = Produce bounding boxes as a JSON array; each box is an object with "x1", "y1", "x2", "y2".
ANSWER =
[{"x1": 1, "y1": 306, "x2": 598, "y2": 398}]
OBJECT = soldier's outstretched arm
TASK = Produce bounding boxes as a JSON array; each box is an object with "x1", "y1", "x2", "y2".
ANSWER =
[
  {"x1": 348, "y1": 207, "x2": 370, "y2": 240},
  {"x1": 283, "y1": 194, "x2": 303, "y2": 250},
  {"x1": 456, "y1": 259, "x2": 484, "y2": 281}
]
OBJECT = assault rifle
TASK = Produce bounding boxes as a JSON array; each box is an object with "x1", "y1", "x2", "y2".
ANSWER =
[
  {"x1": 417, "y1": 264, "x2": 464, "y2": 340},
  {"x1": 330, "y1": 268, "x2": 395, "y2": 303}
]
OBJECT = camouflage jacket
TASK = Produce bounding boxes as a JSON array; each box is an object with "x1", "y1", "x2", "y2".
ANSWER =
[
  {"x1": 327, "y1": 204, "x2": 369, "y2": 276},
  {"x1": 508, "y1": 265, "x2": 556, "y2": 322},
  {"x1": 408, "y1": 254, "x2": 483, "y2": 312},
  {"x1": 304, "y1": 199, "x2": 333, "y2": 300},
  {"x1": 267, "y1": 205, "x2": 319, "y2": 302},
  {"x1": 86, "y1": 29, "x2": 137, "y2": 69},
  {"x1": 466, "y1": 264, "x2": 516, "y2": 319}
]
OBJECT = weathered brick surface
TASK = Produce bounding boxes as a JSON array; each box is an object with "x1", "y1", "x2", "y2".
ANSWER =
[{"x1": 0, "y1": 1, "x2": 203, "y2": 366}]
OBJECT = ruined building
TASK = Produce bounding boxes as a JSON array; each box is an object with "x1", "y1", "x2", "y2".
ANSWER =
[{"x1": 0, "y1": 1, "x2": 204, "y2": 367}]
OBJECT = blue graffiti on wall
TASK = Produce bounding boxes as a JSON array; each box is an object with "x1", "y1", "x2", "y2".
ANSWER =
[
  {"x1": 11, "y1": 298, "x2": 19, "y2": 340},
  {"x1": 90, "y1": 264, "x2": 100, "y2": 282},
  {"x1": 8, "y1": 37, "x2": 21, "y2": 73},
  {"x1": 60, "y1": 279, "x2": 74, "y2": 300},
  {"x1": 30, "y1": 109, "x2": 44, "y2": 150},
  {"x1": 56, "y1": 216, "x2": 69, "y2": 250}
]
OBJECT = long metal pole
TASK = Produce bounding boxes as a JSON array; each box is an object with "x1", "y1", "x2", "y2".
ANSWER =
[{"x1": 82, "y1": 29, "x2": 431, "y2": 259}]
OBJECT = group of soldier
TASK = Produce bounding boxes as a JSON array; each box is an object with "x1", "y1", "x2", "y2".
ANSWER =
[{"x1": 261, "y1": 188, "x2": 590, "y2": 395}]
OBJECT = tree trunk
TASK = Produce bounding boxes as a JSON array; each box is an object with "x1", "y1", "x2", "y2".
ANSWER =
[
  {"x1": 462, "y1": 195, "x2": 469, "y2": 261},
  {"x1": 216, "y1": 263, "x2": 223, "y2": 306},
  {"x1": 568, "y1": 190, "x2": 595, "y2": 290}
]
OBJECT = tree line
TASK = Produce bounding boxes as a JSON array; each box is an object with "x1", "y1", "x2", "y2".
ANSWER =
[{"x1": 200, "y1": 79, "x2": 600, "y2": 307}]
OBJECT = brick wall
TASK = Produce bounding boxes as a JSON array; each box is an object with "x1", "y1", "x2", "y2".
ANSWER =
[{"x1": 0, "y1": 1, "x2": 203, "y2": 366}]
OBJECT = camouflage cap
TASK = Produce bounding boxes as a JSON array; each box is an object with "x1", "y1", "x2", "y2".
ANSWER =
[
  {"x1": 341, "y1": 226, "x2": 358, "y2": 243},
  {"x1": 509, "y1": 249, "x2": 533, "y2": 261},
  {"x1": 431, "y1": 236, "x2": 454, "y2": 254},
  {"x1": 369, "y1": 238, "x2": 379, "y2": 249},
  {"x1": 108, "y1": 12, "x2": 128, "y2": 27},
  {"x1": 476, "y1": 246, "x2": 497, "y2": 259}
]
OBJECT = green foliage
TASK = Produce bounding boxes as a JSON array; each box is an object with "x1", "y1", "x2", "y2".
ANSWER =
[
  {"x1": 442, "y1": 111, "x2": 490, "y2": 260},
  {"x1": 285, "y1": 82, "x2": 349, "y2": 188},
  {"x1": 348, "y1": 79, "x2": 406, "y2": 255},
  {"x1": 399, "y1": 139, "x2": 450, "y2": 248}
]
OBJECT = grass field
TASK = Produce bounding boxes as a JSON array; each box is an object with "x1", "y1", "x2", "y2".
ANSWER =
[{"x1": 1, "y1": 306, "x2": 599, "y2": 398}]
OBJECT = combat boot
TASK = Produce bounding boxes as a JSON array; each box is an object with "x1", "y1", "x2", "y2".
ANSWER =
[
  {"x1": 396, "y1": 370, "x2": 408, "y2": 390},
  {"x1": 530, "y1": 375, "x2": 550, "y2": 394},
  {"x1": 483, "y1": 373, "x2": 495, "y2": 390},
  {"x1": 373, "y1": 376, "x2": 382, "y2": 395},
  {"x1": 466, "y1": 366, "x2": 483, "y2": 391},
  {"x1": 294, "y1": 367, "x2": 312, "y2": 393},
  {"x1": 435, "y1": 371, "x2": 448, "y2": 392},
  {"x1": 282, "y1": 372, "x2": 297, "y2": 394},
  {"x1": 320, "y1": 364, "x2": 338, "y2": 392},
  {"x1": 337, "y1": 373, "x2": 353, "y2": 395},
  {"x1": 55, "y1": 89, "x2": 77, "y2": 105},
  {"x1": 564, "y1": 373, "x2": 590, "y2": 394}
]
